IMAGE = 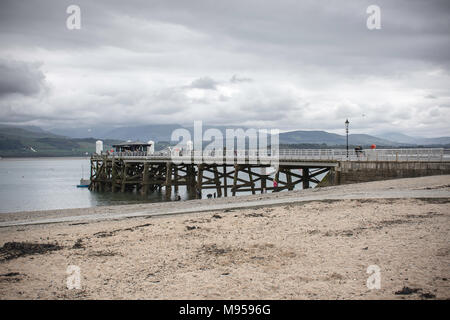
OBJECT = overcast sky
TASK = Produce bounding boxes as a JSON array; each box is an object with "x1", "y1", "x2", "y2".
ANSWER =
[{"x1": 0, "y1": 0, "x2": 449, "y2": 136}]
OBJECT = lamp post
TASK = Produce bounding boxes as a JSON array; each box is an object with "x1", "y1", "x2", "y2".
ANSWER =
[{"x1": 345, "y1": 119, "x2": 349, "y2": 159}]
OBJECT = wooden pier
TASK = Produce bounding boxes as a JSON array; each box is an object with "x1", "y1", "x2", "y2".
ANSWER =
[
  {"x1": 89, "y1": 148, "x2": 449, "y2": 198},
  {"x1": 89, "y1": 155, "x2": 334, "y2": 198}
]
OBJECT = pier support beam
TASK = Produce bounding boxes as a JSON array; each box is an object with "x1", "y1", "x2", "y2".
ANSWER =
[
  {"x1": 196, "y1": 164, "x2": 204, "y2": 199},
  {"x1": 165, "y1": 162, "x2": 172, "y2": 199},
  {"x1": 223, "y1": 164, "x2": 228, "y2": 197},
  {"x1": 303, "y1": 167, "x2": 310, "y2": 189},
  {"x1": 121, "y1": 162, "x2": 128, "y2": 193},
  {"x1": 141, "y1": 162, "x2": 149, "y2": 195},
  {"x1": 213, "y1": 165, "x2": 222, "y2": 197}
]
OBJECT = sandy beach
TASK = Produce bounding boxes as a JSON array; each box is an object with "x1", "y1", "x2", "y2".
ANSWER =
[{"x1": 0, "y1": 175, "x2": 449, "y2": 299}]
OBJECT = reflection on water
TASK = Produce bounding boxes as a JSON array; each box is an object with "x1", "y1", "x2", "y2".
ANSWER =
[{"x1": 0, "y1": 157, "x2": 318, "y2": 214}]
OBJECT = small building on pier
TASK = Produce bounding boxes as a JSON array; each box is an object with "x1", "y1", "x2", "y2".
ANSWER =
[{"x1": 112, "y1": 141, "x2": 153, "y2": 153}]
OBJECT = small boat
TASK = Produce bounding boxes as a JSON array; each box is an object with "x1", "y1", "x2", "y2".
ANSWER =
[
  {"x1": 77, "y1": 165, "x2": 90, "y2": 187},
  {"x1": 77, "y1": 179, "x2": 90, "y2": 188}
]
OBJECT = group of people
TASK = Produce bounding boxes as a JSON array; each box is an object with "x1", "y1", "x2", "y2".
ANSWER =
[{"x1": 354, "y1": 146, "x2": 364, "y2": 157}]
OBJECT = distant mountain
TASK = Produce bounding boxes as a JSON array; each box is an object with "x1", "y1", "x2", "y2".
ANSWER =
[
  {"x1": 278, "y1": 130, "x2": 342, "y2": 145},
  {"x1": 278, "y1": 130, "x2": 400, "y2": 146},
  {"x1": 0, "y1": 126, "x2": 61, "y2": 139},
  {"x1": 50, "y1": 124, "x2": 184, "y2": 142},
  {"x1": 0, "y1": 124, "x2": 54, "y2": 135},
  {"x1": 49, "y1": 126, "x2": 112, "y2": 139},
  {"x1": 8, "y1": 124, "x2": 450, "y2": 155},
  {"x1": 346, "y1": 134, "x2": 402, "y2": 147},
  {"x1": 379, "y1": 132, "x2": 450, "y2": 146},
  {"x1": 101, "y1": 124, "x2": 182, "y2": 142},
  {"x1": 0, "y1": 126, "x2": 120, "y2": 157}
]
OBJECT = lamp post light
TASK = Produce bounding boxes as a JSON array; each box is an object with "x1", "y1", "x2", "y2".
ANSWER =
[{"x1": 345, "y1": 119, "x2": 349, "y2": 159}]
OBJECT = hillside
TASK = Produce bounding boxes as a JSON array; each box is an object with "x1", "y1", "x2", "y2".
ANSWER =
[
  {"x1": 49, "y1": 124, "x2": 405, "y2": 146},
  {"x1": 379, "y1": 132, "x2": 450, "y2": 146},
  {"x1": 0, "y1": 127, "x2": 120, "y2": 157},
  {"x1": 3, "y1": 124, "x2": 449, "y2": 157},
  {"x1": 277, "y1": 130, "x2": 403, "y2": 146}
]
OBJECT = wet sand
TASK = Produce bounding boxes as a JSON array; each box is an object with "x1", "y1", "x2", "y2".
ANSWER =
[{"x1": 0, "y1": 175, "x2": 449, "y2": 299}]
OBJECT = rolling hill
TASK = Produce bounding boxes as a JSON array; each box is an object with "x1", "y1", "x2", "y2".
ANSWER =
[
  {"x1": 379, "y1": 132, "x2": 450, "y2": 146},
  {"x1": 49, "y1": 124, "x2": 404, "y2": 146},
  {"x1": 0, "y1": 126, "x2": 121, "y2": 157},
  {"x1": 2, "y1": 124, "x2": 449, "y2": 157}
]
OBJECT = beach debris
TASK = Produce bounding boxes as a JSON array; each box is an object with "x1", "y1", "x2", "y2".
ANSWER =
[
  {"x1": 72, "y1": 239, "x2": 84, "y2": 249},
  {"x1": 212, "y1": 214, "x2": 222, "y2": 219},
  {"x1": 94, "y1": 231, "x2": 114, "y2": 238},
  {"x1": 0, "y1": 272, "x2": 20, "y2": 277},
  {"x1": 201, "y1": 244, "x2": 230, "y2": 256},
  {"x1": 0, "y1": 242, "x2": 62, "y2": 261},
  {"x1": 418, "y1": 198, "x2": 450, "y2": 204},
  {"x1": 328, "y1": 272, "x2": 344, "y2": 280},
  {"x1": 436, "y1": 248, "x2": 449, "y2": 256},
  {"x1": 186, "y1": 225, "x2": 199, "y2": 231},
  {"x1": 88, "y1": 250, "x2": 117, "y2": 257},
  {"x1": 420, "y1": 292, "x2": 436, "y2": 299},
  {"x1": 0, "y1": 272, "x2": 23, "y2": 283},
  {"x1": 394, "y1": 287, "x2": 420, "y2": 295},
  {"x1": 245, "y1": 212, "x2": 264, "y2": 218},
  {"x1": 93, "y1": 223, "x2": 153, "y2": 238},
  {"x1": 395, "y1": 286, "x2": 437, "y2": 299}
]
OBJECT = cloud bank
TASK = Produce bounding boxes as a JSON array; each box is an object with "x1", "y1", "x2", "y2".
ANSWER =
[{"x1": 0, "y1": 0, "x2": 449, "y2": 137}]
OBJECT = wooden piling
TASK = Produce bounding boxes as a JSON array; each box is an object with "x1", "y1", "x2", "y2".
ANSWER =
[
  {"x1": 165, "y1": 162, "x2": 172, "y2": 199},
  {"x1": 196, "y1": 164, "x2": 204, "y2": 199},
  {"x1": 303, "y1": 167, "x2": 310, "y2": 189}
]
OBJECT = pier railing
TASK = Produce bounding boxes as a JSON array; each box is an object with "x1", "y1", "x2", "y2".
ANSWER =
[{"x1": 94, "y1": 148, "x2": 446, "y2": 162}]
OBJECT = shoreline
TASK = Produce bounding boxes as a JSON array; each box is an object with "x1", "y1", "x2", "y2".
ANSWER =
[
  {"x1": 0, "y1": 176, "x2": 448, "y2": 299},
  {"x1": 1, "y1": 175, "x2": 449, "y2": 227}
]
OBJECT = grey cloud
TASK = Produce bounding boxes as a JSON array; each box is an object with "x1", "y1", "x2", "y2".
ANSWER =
[
  {"x1": 189, "y1": 77, "x2": 218, "y2": 90},
  {"x1": 0, "y1": 59, "x2": 46, "y2": 96},
  {"x1": 2, "y1": 0, "x2": 449, "y2": 71},
  {"x1": 230, "y1": 75, "x2": 252, "y2": 83},
  {"x1": 0, "y1": 0, "x2": 449, "y2": 136}
]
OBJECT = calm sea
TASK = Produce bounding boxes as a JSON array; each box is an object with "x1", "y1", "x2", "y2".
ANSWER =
[
  {"x1": 0, "y1": 157, "x2": 179, "y2": 213},
  {"x1": 0, "y1": 157, "x2": 313, "y2": 214}
]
